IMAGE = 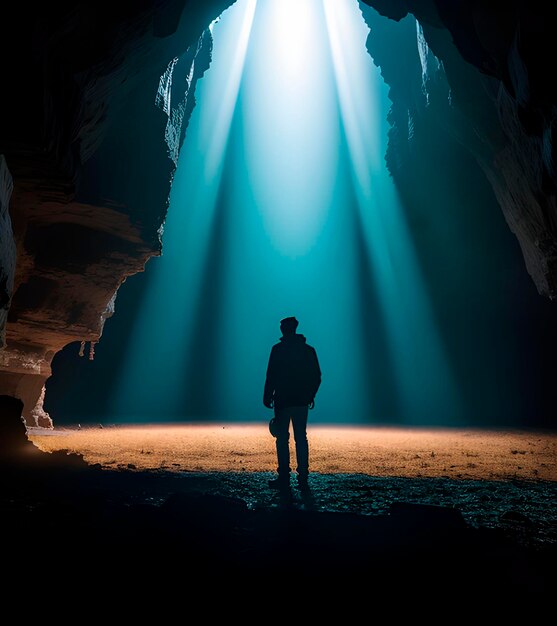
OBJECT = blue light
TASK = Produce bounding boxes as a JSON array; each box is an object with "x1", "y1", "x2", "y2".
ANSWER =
[
  {"x1": 324, "y1": 1, "x2": 462, "y2": 422},
  {"x1": 110, "y1": 0, "x2": 462, "y2": 424},
  {"x1": 241, "y1": 0, "x2": 339, "y2": 257}
]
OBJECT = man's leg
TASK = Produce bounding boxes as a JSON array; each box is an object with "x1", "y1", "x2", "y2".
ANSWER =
[
  {"x1": 291, "y1": 406, "x2": 309, "y2": 483},
  {"x1": 273, "y1": 406, "x2": 291, "y2": 482}
]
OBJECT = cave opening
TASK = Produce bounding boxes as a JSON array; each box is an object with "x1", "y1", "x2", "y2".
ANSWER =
[
  {"x1": 44, "y1": 0, "x2": 557, "y2": 428},
  {"x1": 113, "y1": 0, "x2": 460, "y2": 425}
]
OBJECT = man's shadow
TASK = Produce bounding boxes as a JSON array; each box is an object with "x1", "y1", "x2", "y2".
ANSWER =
[
  {"x1": 299, "y1": 484, "x2": 316, "y2": 510},
  {"x1": 272, "y1": 482, "x2": 316, "y2": 511}
]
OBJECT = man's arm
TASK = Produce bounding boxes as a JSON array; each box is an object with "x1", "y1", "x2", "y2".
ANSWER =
[
  {"x1": 263, "y1": 347, "x2": 276, "y2": 408},
  {"x1": 311, "y1": 348, "x2": 321, "y2": 395},
  {"x1": 308, "y1": 348, "x2": 321, "y2": 408}
]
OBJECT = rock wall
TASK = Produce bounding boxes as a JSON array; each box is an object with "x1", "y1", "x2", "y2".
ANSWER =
[
  {"x1": 0, "y1": 157, "x2": 16, "y2": 350},
  {"x1": 0, "y1": 1, "x2": 233, "y2": 424},
  {"x1": 361, "y1": 0, "x2": 557, "y2": 298}
]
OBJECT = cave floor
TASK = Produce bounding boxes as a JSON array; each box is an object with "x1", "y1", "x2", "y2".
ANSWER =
[
  {"x1": 4, "y1": 424, "x2": 556, "y2": 594},
  {"x1": 26, "y1": 424, "x2": 557, "y2": 547},
  {"x1": 3, "y1": 460, "x2": 556, "y2": 594},
  {"x1": 28, "y1": 423, "x2": 557, "y2": 480}
]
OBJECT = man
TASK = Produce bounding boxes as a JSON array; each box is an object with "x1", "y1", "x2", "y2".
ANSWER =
[{"x1": 264, "y1": 317, "x2": 321, "y2": 490}]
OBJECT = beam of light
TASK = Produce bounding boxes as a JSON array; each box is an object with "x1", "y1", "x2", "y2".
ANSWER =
[
  {"x1": 217, "y1": 0, "x2": 370, "y2": 421},
  {"x1": 109, "y1": 0, "x2": 462, "y2": 425},
  {"x1": 109, "y1": 1, "x2": 256, "y2": 420},
  {"x1": 324, "y1": 0, "x2": 463, "y2": 423},
  {"x1": 203, "y1": 0, "x2": 257, "y2": 179},
  {"x1": 241, "y1": 0, "x2": 339, "y2": 258}
]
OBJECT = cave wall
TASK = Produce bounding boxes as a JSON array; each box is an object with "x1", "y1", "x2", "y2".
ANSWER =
[
  {"x1": 0, "y1": 156, "x2": 15, "y2": 350},
  {"x1": 356, "y1": 6, "x2": 557, "y2": 426},
  {"x1": 361, "y1": 0, "x2": 557, "y2": 299},
  {"x1": 0, "y1": 1, "x2": 233, "y2": 424}
]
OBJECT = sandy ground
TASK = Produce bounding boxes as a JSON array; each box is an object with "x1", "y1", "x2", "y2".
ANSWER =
[
  {"x1": 28, "y1": 424, "x2": 557, "y2": 481},
  {"x1": 18, "y1": 424, "x2": 557, "y2": 552}
]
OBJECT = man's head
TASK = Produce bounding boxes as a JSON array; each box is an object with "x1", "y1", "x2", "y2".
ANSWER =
[{"x1": 280, "y1": 316, "x2": 299, "y2": 336}]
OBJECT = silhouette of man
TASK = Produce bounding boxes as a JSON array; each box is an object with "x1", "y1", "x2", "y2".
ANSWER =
[{"x1": 264, "y1": 317, "x2": 321, "y2": 490}]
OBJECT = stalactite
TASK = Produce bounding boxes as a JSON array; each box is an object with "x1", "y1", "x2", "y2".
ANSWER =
[{"x1": 79, "y1": 340, "x2": 86, "y2": 357}]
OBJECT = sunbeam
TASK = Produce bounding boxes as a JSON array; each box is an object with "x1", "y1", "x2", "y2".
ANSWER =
[
  {"x1": 324, "y1": 0, "x2": 463, "y2": 422},
  {"x1": 110, "y1": 0, "x2": 463, "y2": 424}
]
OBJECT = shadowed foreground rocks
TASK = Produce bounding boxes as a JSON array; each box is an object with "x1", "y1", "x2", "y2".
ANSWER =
[
  {"x1": 2, "y1": 469, "x2": 554, "y2": 597},
  {"x1": 1, "y1": 396, "x2": 555, "y2": 594}
]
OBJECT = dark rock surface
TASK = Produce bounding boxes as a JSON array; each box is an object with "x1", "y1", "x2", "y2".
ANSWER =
[
  {"x1": 0, "y1": 157, "x2": 15, "y2": 351},
  {"x1": 2, "y1": 457, "x2": 555, "y2": 593},
  {"x1": 361, "y1": 0, "x2": 557, "y2": 298},
  {"x1": 0, "y1": 395, "x2": 29, "y2": 455},
  {"x1": 0, "y1": 1, "x2": 231, "y2": 422}
]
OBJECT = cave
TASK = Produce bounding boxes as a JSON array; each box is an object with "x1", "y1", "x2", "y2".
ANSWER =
[
  {"x1": 2, "y1": 0, "x2": 556, "y2": 429},
  {"x1": 1, "y1": 0, "x2": 556, "y2": 586}
]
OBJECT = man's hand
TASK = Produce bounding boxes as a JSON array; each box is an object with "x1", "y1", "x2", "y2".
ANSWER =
[
  {"x1": 309, "y1": 400, "x2": 315, "y2": 410},
  {"x1": 264, "y1": 398, "x2": 273, "y2": 409}
]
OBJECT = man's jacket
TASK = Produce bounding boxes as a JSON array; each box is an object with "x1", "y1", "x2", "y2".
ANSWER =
[{"x1": 264, "y1": 334, "x2": 321, "y2": 409}]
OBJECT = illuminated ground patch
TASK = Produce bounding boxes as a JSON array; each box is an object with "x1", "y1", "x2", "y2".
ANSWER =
[{"x1": 29, "y1": 424, "x2": 557, "y2": 481}]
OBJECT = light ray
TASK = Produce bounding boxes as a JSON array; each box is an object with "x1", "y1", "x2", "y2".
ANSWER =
[
  {"x1": 324, "y1": 0, "x2": 463, "y2": 422},
  {"x1": 110, "y1": 0, "x2": 462, "y2": 425},
  {"x1": 110, "y1": 1, "x2": 256, "y2": 419}
]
